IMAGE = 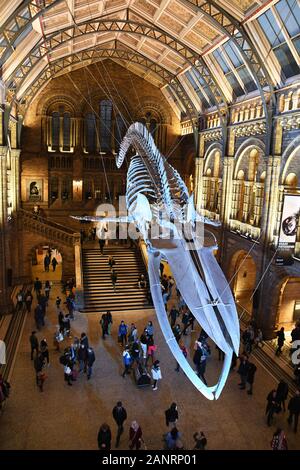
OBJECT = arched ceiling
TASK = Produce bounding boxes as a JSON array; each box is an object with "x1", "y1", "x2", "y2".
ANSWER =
[{"x1": 0, "y1": 0, "x2": 297, "y2": 122}]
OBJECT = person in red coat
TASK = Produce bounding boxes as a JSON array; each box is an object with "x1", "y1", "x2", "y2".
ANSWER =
[{"x1": 129, "y1": 421, "x2": 143, "y2": 450}]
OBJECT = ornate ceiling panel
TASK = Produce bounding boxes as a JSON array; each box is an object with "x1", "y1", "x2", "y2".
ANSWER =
[{"x1": 0, "y1": 0, "x2": 274, "y2": 132}]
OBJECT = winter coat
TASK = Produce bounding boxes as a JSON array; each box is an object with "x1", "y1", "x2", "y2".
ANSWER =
[
  {"x1": 112, "y1": 406, "x2": 127, "y2": 425},
  {"x1": 87, "y1": 348, "x2": 95, "y2": 367},
  {"x1": 98, "y1": 428, "x2": 111, "y2": 450},
  {"x1": 165, "y1": 407, "x2": 178, "y2": 426}
]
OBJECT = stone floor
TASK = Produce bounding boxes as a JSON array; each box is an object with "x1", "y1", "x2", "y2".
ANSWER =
[{"x1": 1, "y1": 283, "x2": 300, "y2": 451}]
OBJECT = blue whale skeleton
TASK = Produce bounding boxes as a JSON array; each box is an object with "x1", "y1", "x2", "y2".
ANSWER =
[{"x1": 72, "y1": 122, "x2": 240, "y2": 400}]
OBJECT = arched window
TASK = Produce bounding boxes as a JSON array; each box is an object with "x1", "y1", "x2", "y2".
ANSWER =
[
  {"x1": 52, "y1": 112, "x2": 60, "y2": 150},
  {"x1": 85, "y1": 113, "x2": 97, "y2": 153},
  {"x1": 114, "y1": 115, "x2": 126, "y2": 152},
  {"x1": 63, "y1": 113, "x2": 71, "y2": 150},
  {"x1": 150, "y1": 118, "x2": 157, "y2": 140},
  {"x1": 100, "y1": 100, "x2": 112, "y2": 152}
]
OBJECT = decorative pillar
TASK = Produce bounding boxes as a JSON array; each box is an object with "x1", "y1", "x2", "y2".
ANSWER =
[
  {"x1": 260, "y1": 156, "x2": 281, "y2": 245},
  {"x1": 10, "y1": 149, "x2": 20, "y2": 213},
  {"x1": 0, "y1": 146, "x2": 11, "y2": 312},
  {"x1": 221, "y1": 157, "x2": 234, "y2": 226}
]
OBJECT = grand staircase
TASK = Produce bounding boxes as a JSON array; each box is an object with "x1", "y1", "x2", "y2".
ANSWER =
[{"x1": 82, "y1": 245, "x2": 152, "y2": 312}]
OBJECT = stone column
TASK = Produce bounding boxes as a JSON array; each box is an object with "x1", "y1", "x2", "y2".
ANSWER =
[
  {"x1": 221, "y1": 157, "x2": 234, "y2": 226},
  {"x1": 194, "y1": 156, "x2": 204, "y2": 210},
  {"x1": 0, "y1": 146, "x2": 12, "y2": 312},
  {"x1": 260, "y1": 156, "x2": 281, "y2": 245},
  {"x1": 10, "y1": 149, "x2": 20, "y2": 213}
]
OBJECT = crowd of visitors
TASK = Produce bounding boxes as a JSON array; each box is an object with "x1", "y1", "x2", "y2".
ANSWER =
[{"x1": 17, "y1": 254, "x2": 300, "y2": 451}]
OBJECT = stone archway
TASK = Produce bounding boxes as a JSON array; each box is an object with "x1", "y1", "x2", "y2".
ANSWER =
[
  {"x1": 276, "y1": 277, "x2": 300, "y2": 331},
  {"x1": 30, "y1": 243, "x2": 64, "y2": 282},
  {"x1": 228, "y1": 250, "x2": 257, "y2": 315}
]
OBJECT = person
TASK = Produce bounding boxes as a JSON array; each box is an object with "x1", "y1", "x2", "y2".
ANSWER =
[
  {"x1": 98, "y1": 226, "x2": 107, "y2": 254},
  {"x1": 107, "y1": 311, "x2": 113, "y2": 335},
  {"x1": 140, "y1": 329, "x2": 148, "y2": 364},
  {"x1": 40, "y1": 338, "x2": 49, "y2": 365},
  {"x1": 34, "y1": 353, "x2": 46, "y2": 391},
  {"x1": 34, "y1": 277, "x2": 42, "y2": 299},
  {"x1": 98, "y1": 423, "x2": 112, "y2": 450},
  {"x1": 275, "y1": 327, "x2": 285, "y2": 356},
  {"x1": 193, "y1": 431, "x2": 207, "y2": 450},
  {"x1": 165, "y1": 427, "x2": 182, "y2": 450},
  {"x1": 44, "y1": 280, "x2": 51, "y2": 299},
  {"x1": 181, "y1": 310, "x2": 190, "y2": 335},
  {"x1": 137, "y1": 274, "x2": 146, "y2": 288},
  {"x1": 86, "y1": 347, "x2": 95, "y2": 380},
  {"x1": 146, "y1": 321, "x2": 154, "y2": 338},
  {"x1": 146, "y1": 335, "x2": 157, "y2": 366},
  {"x1": 130, "y1": 339, "x2": 141, "y2": 365},
  {"x1": 151, "y1": 360, "x2": 162, "y2": 390},
  {"x1": 112, "y1": 401, "x2": 127, "y2": 448},
  {"x1": 254, "y1": 329, "x2": 264, "y2": 348},
  {"x1": 64, "y1": 358, "x2": 73, "y2": 386},
  {"x1": 122, "y1": 346, "x2": 132, "y2": 378},
  {"x1": 25, "y1": 290, "x2": 33, "y2": 313},
  {"x1": 271, "y1": 428, "x2": 288, "y2": 450},
  {"x1": 118, "y1": 321, "x2": 128, "y2": 347},
  {"x1": 51, "y1": 257, "x2": 58, "y2": 272},
  {"x1": 29, "y1": 331, "x2": 39, "y2": 360},
  {"x1": 78, "y1": 344, "x2": 88, "y2": 373},
  {"x1": 16, "y1": 290, "x2": 24, "y2": 311},
  {"x1": 100, "y1": 313, "x2": 109, "y2": 340},
  {"x1": 287, "y1": 390, "x2": 300, "y2": 433},
  {"x1": 80, "y1": 332, "x2": 89, "y2": 349},
  {"x1": 34, "y1": 303, "x2": 43, "y2": 330},
  {"x1": 246, "y1": 361, "x2": 257, "y2": 395},
  {"x1": 53, "y1": 327, "x2": 63, "y2": 352},
  {"x1": 108, "y1": 256, "x2": 116, "y2": 269},
  {"x1": 56, "y1": 296, "x2": 62, "y2": 310},
  {"x1": 169, "y1": 306, "x2": 179, "y2": 328},
  {"x1": 173, "y1": 324, "x2": 182, "y2": 343},
  {"x1": 111, "y1": 269, "x2": 117, "y2": 292},
  {"x1": 44, "y1": 255, "x2": 50, "y2": 272},
  {"x1": 165, "y1": 403, "x2": 178, "y2": 428},
  {"x1": 193, "y1": 341, "x2": 207, "y2": 385},
  {"x1": 237, "y1": 355, "x2": 249, "y2": 390},
  {"x1": 129, "y1": 421, "x2": 143, "y2": 450},
  {"x1": 276, "y1": 380, "x2": 289, "y2": 412},
  {"x1": 175, "y1": 341, "x2": 188, "y2": 372},
  {"x1": 129, "y1": 323, "x2": 138, "y2": 343},
  {"x1": 266, "y1": 389, "x2": 281, "y2": 426}
]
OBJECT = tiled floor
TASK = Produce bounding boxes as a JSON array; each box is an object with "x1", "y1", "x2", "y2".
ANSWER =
[{"x1": 1, "y1": 283, "x2": 299, "y2": 450}]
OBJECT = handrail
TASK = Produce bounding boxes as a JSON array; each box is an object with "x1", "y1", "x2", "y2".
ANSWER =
[
  {"x1": 18, "y1": 209, "x2": 81, "y2": 247},
  {"x1": 18, "y1": 208, "x2": 75, "y2": 234}
]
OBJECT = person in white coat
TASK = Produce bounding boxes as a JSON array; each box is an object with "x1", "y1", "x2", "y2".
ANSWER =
[{"x1": 151, "y1": 360, "x2": 162, "y2": 391}]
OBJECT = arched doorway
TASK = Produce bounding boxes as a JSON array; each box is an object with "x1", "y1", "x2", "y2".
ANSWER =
[
  {"x1": 31, "y1": 244, "x2": 63, "y2": 282},
  {"x1": 276, "y1": 277, "x2": 300, "y2": 331},
  {"x1": 228, "y1": 250, "x2": 257, "y2": 315}
]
